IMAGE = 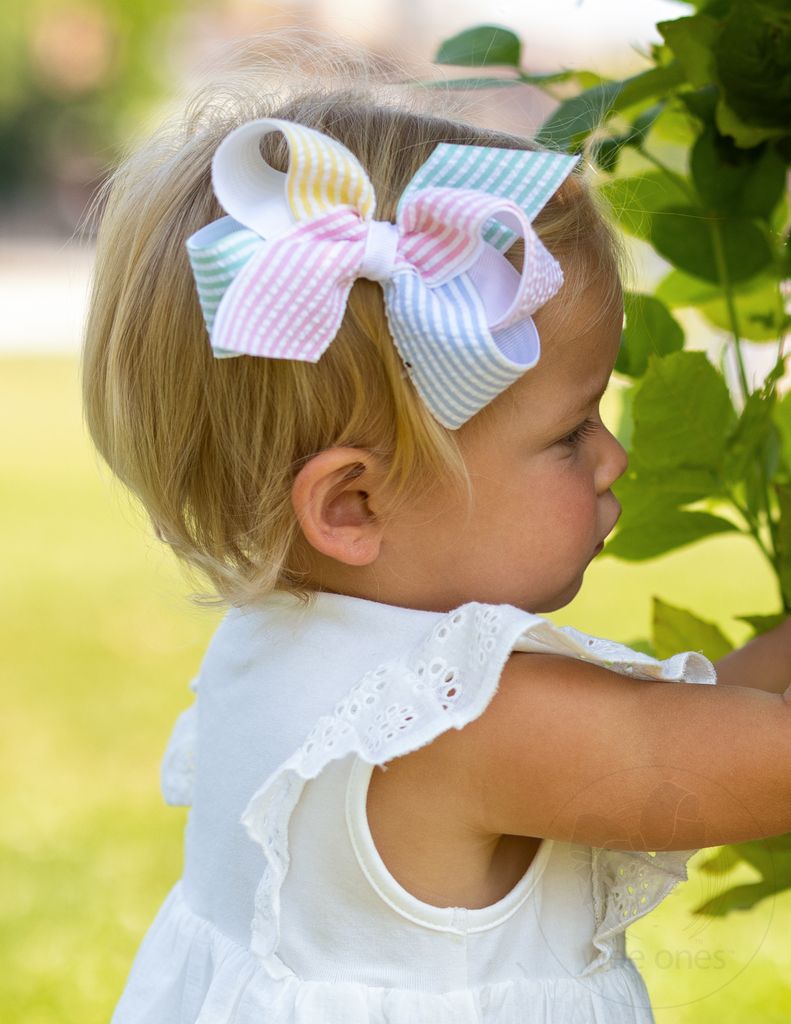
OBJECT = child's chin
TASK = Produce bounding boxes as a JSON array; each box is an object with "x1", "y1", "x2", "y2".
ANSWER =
[{"x1": 530, "y1": 578, "x2": 584, "y2": 615}]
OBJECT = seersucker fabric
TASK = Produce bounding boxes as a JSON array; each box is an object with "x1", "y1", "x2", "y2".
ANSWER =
[
  {"x1": 112, "y1": 589, "x2": 717, "y2": 1023},
  {"x1": 185, "y1": 120, "x2": 579, "y2": 430}
]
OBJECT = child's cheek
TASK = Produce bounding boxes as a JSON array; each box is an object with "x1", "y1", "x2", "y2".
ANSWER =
[{"x1": 554, "y1": 475, "x2": 598, "y2": 531}]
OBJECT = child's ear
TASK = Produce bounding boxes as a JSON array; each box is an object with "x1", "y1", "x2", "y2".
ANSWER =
[{"x1": 291, "y1": 447, "x2": 388, "y2": 566}]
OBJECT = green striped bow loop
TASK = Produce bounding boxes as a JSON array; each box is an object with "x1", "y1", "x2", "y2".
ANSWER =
[{"x1": 186, "y1": 119, "x2": 579, "y2": 428}]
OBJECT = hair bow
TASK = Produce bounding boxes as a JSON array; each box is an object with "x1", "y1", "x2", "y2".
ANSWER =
[{"x1": 186, "y1": 118, "x2": 578, "y2": 429}]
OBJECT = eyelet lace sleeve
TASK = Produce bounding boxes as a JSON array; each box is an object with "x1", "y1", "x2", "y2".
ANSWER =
[
  {"x1": 239, "y1": 602, "x2": 716, "y2": 973},
  {"x1": 582, "y1": 846, "x2": 697, "y2": 976},
  {"x1": 160, "y1": 675, "x2": 200, "y2": 807}
]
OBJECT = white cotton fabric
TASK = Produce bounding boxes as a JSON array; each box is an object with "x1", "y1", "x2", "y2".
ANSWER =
[{"x1": 114, "y1": 590, "x2": 717, "y2": 1024}]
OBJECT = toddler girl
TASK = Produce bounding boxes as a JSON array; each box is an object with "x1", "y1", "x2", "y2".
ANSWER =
[{"x1": 81, "y1": 53, "x2": 791, "y2": 1024}]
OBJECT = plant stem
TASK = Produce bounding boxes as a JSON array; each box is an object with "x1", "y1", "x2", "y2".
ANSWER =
[
  {"x1": 708, "y1": 217, "x2": 750, "y2": 405},
  {"x1": 727, "y1": 491, "x2": 774, "y2": 565}
]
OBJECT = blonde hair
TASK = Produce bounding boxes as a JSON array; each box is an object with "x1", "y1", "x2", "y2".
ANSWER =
[{"x1": 80, "y1": 35, "x2": 623, "y2": 610}]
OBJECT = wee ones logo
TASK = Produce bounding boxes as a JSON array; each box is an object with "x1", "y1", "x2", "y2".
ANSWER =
[{"x1": 530, "y1": 766, "x2": 776, "y2": 1010}]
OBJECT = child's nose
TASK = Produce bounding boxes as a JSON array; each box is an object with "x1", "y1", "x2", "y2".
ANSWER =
[{"x1": 596, "y1": 430, "x2": 628, "y2": 494}]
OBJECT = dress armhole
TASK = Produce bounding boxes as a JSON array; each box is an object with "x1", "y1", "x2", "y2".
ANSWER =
[{"x1": 345, "y1": 755, "x2": 555, "y2": 933}]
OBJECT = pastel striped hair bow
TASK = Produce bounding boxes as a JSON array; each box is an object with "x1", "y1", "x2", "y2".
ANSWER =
[{"x1": 186, "y1": 118, "x2": 578, "y2": 429}]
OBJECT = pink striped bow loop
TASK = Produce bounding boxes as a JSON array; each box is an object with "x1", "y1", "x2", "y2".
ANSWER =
[
  {"x1": 210, "y1": 208, "x2": 370, "y2": 362},
  {"x1": 396, "y1": 187, "x2": 563, "y2": 329},
  {"x1": 186, "y1": 118, "x2": 579, "y2": 428}
]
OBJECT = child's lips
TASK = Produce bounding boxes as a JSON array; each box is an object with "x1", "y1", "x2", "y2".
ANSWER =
[
  {"x1": 594, "y1": 508, "x2": 621, "y2": 555},
  {"x1": 606, "y1": 504, "x2": 622, "y2": 539}
]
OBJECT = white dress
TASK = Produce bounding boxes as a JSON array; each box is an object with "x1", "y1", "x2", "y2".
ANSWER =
[{"x1": 111, "y1": 590, "x2": 717, "y2": 1023}]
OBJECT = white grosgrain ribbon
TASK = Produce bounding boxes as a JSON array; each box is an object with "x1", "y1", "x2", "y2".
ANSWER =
[{"x1": 186, "y1": 118, "x2": 579, "y2": 429}]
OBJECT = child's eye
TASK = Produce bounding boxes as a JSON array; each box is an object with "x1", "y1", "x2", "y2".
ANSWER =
[{"x1": 558, "y1": 417, "x2": 599, "y2": 450}]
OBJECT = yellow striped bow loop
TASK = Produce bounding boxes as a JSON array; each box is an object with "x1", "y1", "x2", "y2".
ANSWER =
[{"x1": 210, "y1": 118, "x2": 376, "y2": 238}]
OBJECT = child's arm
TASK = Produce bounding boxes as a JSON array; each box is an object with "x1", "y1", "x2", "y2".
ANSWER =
[
  {"x1": 714, "y1": 616, "x2": 791, "y2": 697},
  {"x1": 409, "y1": 653, "x2": 791, "y2": 854}
]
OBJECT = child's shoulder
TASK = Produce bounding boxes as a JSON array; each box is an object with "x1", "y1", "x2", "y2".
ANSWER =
[
  {"x1": 362, "y1": 601, "x2": 718, "y2": 846},
  {"x1": 361, "y1": 598, "x2": 713, "y2": 721},
  {"x1": 383, "y1": 602, "x2": 791, "y2": 869}
]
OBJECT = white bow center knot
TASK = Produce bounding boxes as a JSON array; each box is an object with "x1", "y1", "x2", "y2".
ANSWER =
[{"x1": 358, "y1": 219, "x2": 400, "y2": 283}]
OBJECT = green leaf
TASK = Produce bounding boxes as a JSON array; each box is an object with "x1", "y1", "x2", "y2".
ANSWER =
[
  {"x1": 424, "y1": 70, "x2": 598, "y2": 90},
  {"x1": 776, "y1": 135, "x2": 791, "y2": 164},
  {"x1": 693, "y1": 879, "x2": 780, "y2": 915},
  {"x1": 422, "y1": 76, "x2": 523, "y2": 90},
  {"x1": 597, "y1": 172, "x2": 690, "y2": 242},
  {"x1": 657, "y1": 269, "x2": 787, "y2": 341},
  {"x1": 697, "y1": 0, "x2": 734, "y2": 16},
  {"x1": 697, "y1": 845, "x2": 742, "y2": 875},
  {"x1": 734, "y1": 146, "x2": 788, "y2": 218},
  {"x1": 613, "y1": 467, "x2": 721, "y2": 520},
  {"x1": 609, "y1": 382, "x2": 635, "y2": 452},
  {"x1": 435, "y1": 25, "x2": 522, "y2": 67},
  {"x1": 772, "y1": 193, "x2": 790, "y2": 236},
  {"x1": 723, "y1": 387, "x2": 779, "y2": 499},
  {"x1": 650, "y1": 207, "x2": 713, "y2": 280},
  {"x1": 631, "y1": 351, "x2": 736, "y2": 470},
  {"x1": 650, "y1": 102, "x2": 698, "y2": 146},
  {"x1": 650, "y1": 206, "x2": 773, "y2": 283},
  {"x1": 580, "y1": 102, "x2": 666, "y2": 171},
  {"x1": 623, "y1": 637, "x2": 656, "y2": 656},
  {"x1": 695, "y1": 834, "x2": 791, "y2": 913},
  {"x1": 655, "y1": 268, "x2": 721, "y2": 307},
  {"x1": 536, "y1": 80, "x2": 625, "y2": 150},
  {"x1": 516, "y1": 69, "x2": 581, "y2": 86},
  {"x1": 536, "y1": 63, "x2": 686, "y2": 150},
  {"x1": 658, "y1": 14, "x2": 721, "y2": 87},
  {"x1": 574, "y1": 71, "x2": 606, "y2": 89},
  {"x1": 731, "y1": 360, "x2": 785, "y2": 517},
  {"x1": 691, "y1": 130, "x2": 788, "y2": 217},
  {"x1": 590, "y1": 136, "x2": 624, "y2": 174},
  {"x1": 736, "y1": 832, "x2": 791, "y2": 873},
  {"x1": 680, "y1": 84, "x2": 719, "y2": 124},
  {"x1": 716, "y1": 98, "x2": 789, "y2": 148},
  {"x1": 698, "y1": 275, "x2": 786, "y2": 341},
  {"x1": 606, "y1": 509, "x2": 737, "y2": 560},
  {"x1": 613, "y1": 62, "x2": 687, "y2": 110},
  {"x1": 652, "y1": 596, "x2": 734, "y2": 659},
  {"x1": 773, "y1": 391, "x2": 791, "y2": 470},
  {"x1": 691, "y1": 128, "x2": 753, "y2": 207},
  {"x1": 622, "y1": 103, "x2": 665, "y2": 147},
  {"x1": 735, "y1": 612, "x2": 786, "y2": 635},
  {"x1": 713, "y1": 0, "x2": 791, "y2": 130},
  {"x1": 615, "y1": 293, "x2": 684, "y2": 378}
]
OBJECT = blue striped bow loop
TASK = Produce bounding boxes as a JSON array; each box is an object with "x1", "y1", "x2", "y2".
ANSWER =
[{"x1": 186, "y1": 119, "x2": 579, "y2": 429}]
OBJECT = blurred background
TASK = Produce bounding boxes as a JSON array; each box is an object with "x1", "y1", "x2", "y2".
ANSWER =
[{"x1": 2, "y1": 1, "x2": 788, "y2": 1022}]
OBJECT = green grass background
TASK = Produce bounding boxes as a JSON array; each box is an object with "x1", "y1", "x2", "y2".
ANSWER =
[{"x1": 2, "y1": 355, "x2": 789, "y2": 1023}]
